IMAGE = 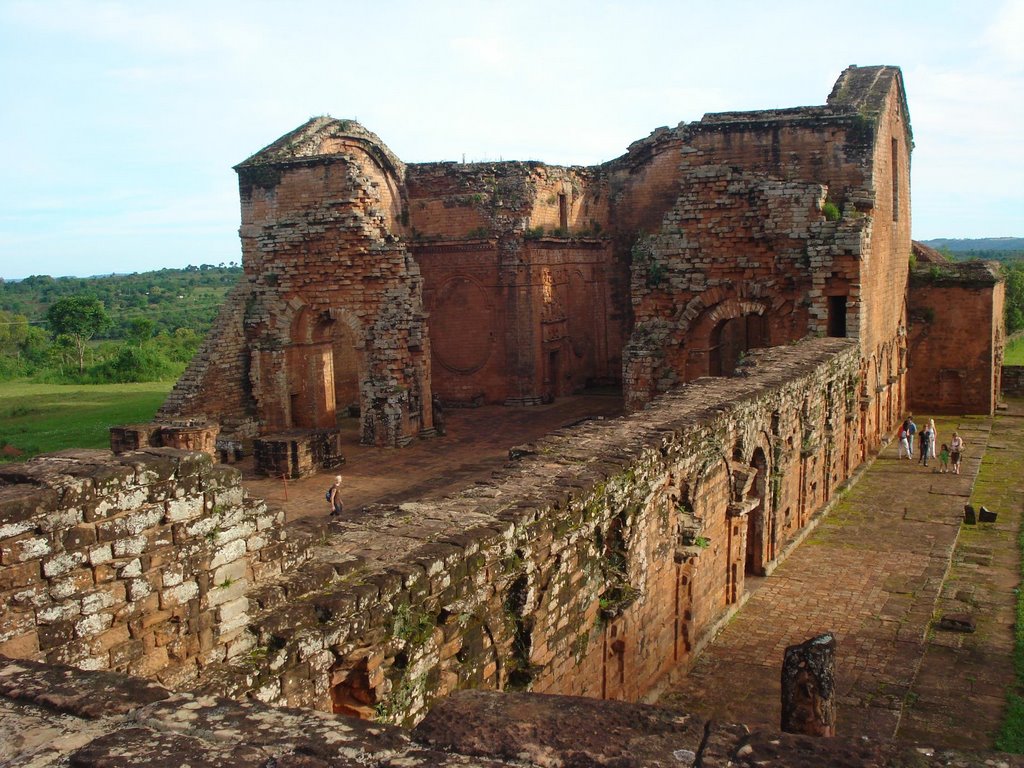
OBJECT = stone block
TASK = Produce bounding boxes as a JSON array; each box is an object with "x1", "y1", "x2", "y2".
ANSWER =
[{"x1": 0, "y1": 629, "x2": 40, "y2": 658}]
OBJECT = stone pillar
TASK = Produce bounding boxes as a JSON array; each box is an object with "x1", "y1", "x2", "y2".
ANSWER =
[{"x1": 781, "y1": 632, "x2": 836, "y2": 736}]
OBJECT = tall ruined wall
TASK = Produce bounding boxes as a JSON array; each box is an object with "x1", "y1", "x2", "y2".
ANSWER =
[
  {"x1": 828, "y1": 67, "x2": 913, "y2": 452},
  {"x1": 0, "y1": 448, "x2": 306, "y2": 688},
  {"x1": 624, "y1": 163, "x2": 866, "y2": 409},
  {"x1": 236, "y1": 121, "x2": 432, "y2": 446},
  {"x1": 156, "y1": 279, "x2": 257, "y2": 437},
  {"x1": 407, "y1": 162, "x2": 626, "y2": 404},
  {"x1": 908, "y1": 261, "x2": 1005, "y2": 414},
  {"x1": 619, "y1": 66, "x2": 911, "y2": 461},
  {"x1": 184, "y1": 337, "x2": 860, "y2": 725}
]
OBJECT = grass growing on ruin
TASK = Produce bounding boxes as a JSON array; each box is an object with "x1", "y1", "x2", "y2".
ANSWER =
[
  {"x1": 972, "y1": 398, "x2": 1024, "y2": 752},
  {"x1": 1005, "y1": 336, "x2": 1024, "y2": 366},
  {"x1": 0, "y1": 379, "x2": 173, "y2": 461}
]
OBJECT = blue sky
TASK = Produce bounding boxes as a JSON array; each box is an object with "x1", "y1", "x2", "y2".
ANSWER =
[{"x1": 1, "y1": 0, "x2": 1021, "y2": 280}]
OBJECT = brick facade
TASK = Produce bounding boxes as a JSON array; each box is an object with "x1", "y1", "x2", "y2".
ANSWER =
[
  {"x1": 159, "y1": 66, "x2": 968, "y2": 460},
  {"x1": 908, "y1": 261, "x2": 1006, "y2": 414}
]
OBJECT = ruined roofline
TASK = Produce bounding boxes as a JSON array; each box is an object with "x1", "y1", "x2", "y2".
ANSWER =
[
  {"x1": 406, "y1": 159, "x2": 598, "y2": 176},
  {"x1": 698, "y1": 104, "x2": 858, "y2": 125},
  {"x1": 909, "y1": 259, "x2": 1003, "y2": 287},
  {"x1": 237, "y1": 64, "x2": 907, "y2": 181},
  {"x1": 828, "y1": 64, "x2": 913, "y2": 145},
  {"x1": 234, "y1": 116, "x2": 406, "y2": 179}
]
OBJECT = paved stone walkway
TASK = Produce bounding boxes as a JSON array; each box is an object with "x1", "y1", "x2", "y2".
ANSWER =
[{"x1": 657, "y1": 407, "x2": 1020, "y2": 748}]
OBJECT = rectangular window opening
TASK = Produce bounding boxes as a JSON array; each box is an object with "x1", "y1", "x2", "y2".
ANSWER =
[{"x1": 828, "y1": 295, "x2": 847, "y2": 338}]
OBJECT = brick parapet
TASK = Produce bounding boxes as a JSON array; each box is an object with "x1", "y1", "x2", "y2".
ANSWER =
[
  {"x1": 0, "y1": 448, "x2": 307, "y2": 688},
  {"x1": 5, "y1": 657, "x2": 1007, "y2": 767}
]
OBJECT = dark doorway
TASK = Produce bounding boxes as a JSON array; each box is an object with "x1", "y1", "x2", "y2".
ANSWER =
[
  {"x1": 709, "y1": 314, "x2": 768, "y2": 376},
  {"x1": 745, "y1": 447, "x2": 768, "y2": 576},
  {"x1": 827, "y1": 295, "x2": 847, "y2": 338}
]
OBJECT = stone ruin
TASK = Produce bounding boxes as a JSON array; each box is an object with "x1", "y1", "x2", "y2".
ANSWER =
[
  {"x1": 0, "y1": 65, "x2": 1011, "y2": 765},
  {"x1": 153, "y1": 66, "x2": 1004, "y2": 461}
]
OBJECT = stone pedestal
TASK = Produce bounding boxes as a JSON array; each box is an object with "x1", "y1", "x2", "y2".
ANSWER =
[
  {"x1": 781, "y1": 632, "x2": 836, "y2": 736},
  {"x1": 254, "y1": 429, "x2": 345, "y2": 478}
]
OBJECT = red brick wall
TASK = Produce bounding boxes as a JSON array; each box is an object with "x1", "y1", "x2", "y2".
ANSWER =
[{"x1": 908, "y1": 265, "x2": 1004, "y2": 415}]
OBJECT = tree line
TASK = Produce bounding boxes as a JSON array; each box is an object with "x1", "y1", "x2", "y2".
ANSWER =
[{"x1": 0, "y1": 265, "x2": 241, "y2": 383}]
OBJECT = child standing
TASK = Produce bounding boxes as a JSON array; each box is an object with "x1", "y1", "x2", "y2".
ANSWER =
[
  {"x1": 939, "y1": 443, "x2": 950, "y2": 473},
  {"x1": 950, "y1": 432, "x2": 965, "y2": 475}
]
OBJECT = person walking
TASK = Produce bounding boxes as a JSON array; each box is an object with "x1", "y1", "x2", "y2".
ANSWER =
[
  {"x1": 939, "y1": 443, "x2": 950, "y2": 473},
  {"x1": 898, "y1": 420, "x2": 911, "y2": 459},
  {"x1": 328, "y1": 475, "x2": 345, "y2": 516},
  {"x1": 928, "y1": 419, "x2": 938, "y2": 460},
  {"x1": 918, "y1": 420, "x2": 932, "y2": 467},
  {"x1": 906, "y1": 416, "x2": 918, "y2": 456},
  {"x1": 950, "y1": 432, "x2": 965, "y2": 475}
]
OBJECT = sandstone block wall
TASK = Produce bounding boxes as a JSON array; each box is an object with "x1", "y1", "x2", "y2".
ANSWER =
[
  {"x1": 1002, "y1": 365, "x2": 1024, "y2": 396},
  {"x1": 156, "y1": 279, "x2": 258, "y2": 438},
  {"x1": 908, "y1": 261, "x2": 1005, "y2": 415},
  {"x1": 403, "y1": 161, "x2": 628, "y2": 405},
  {"x1": 6, "y1": 658, "x2": 1002, "y2": 768},
  {"x1": 618, "y1": 66, "x2": 911, "y2": 465},
  {"x1": 184, "y1": 337, "x2": 860, "y2": 726},
  {"x1": 0, "y1": 448, "x2": 307, "y2": 688}
]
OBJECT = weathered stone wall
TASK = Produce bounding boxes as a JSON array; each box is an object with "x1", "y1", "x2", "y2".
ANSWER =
[
  {"x1": 406, "y1": 162, "x2": 626, "y2": 404},
  {"x1": 156, "y1": 279, "x2": 258, "y2": 438},
  {"x1": 908, "y1": 261, "x2": 1005, "y2": 414},
  {"x1": 619, "y1": 66, "x2": 911, "y2": 464},
  {"x1": 161, "y1": 119, "x2": 433, "y2": 447},
  {"x1": 0, "y1": 448, "x2": 307, "y2": 688},
  {"x1": 623, "y1": 163, "x2": 863, "y2": 409},
  {"x1": 182, "y1": 337, "x2": 860, "y2": 726},
  {"x1": 6, "y1": 659, "x2": 1005, "y2": 768},
  {"x1": 1002, "y1": 365, "x2": 1024, "y2": 396}
]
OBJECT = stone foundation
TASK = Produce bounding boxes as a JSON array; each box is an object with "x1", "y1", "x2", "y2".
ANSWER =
[
  {"x1": 253, "y1": 429, "x2": 344, "y2": 478},
  {"x1": 110, "y1": 421, "x2": 220, "y2": 458},
  {"x1": 0, "y1": 448, "x2": 310, "y2": 688},
  {"x1": 0, "y1": 657, "x2": 1010, "y2": 768}
]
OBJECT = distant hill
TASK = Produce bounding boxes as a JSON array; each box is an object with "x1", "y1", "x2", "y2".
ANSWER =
[
  {"x1": 0, "y1": 265, "x2": 243, "y2": 341},
  {"x1": 919, "y1": 238, "x2": 1024, "y2": 263}
]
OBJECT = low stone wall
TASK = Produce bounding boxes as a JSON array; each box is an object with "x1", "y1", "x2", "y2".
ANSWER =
[
  {"x1": 190, "y1": 337, "x2": 863, "y2": 725},
  {"x1": 0, "y1": 656, "x2": 1005, "y2": 768},
  {"x1": 1, "y1": 338, "x2": 867, "y2": 727},
  {"x1": 1002, "y1": 365, "x2": 1024, "y2": 396},
  {"x1": 0, "y1": 448, "x2": 309, "y2": 688}
]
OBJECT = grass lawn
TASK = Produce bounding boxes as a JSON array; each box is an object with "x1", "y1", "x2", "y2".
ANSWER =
[
  {"x1": 0, "y1": 379, "x2": 174, "y2": 461},
  {"x1": 1006, "y1": 336, "x2": 1024, "y2": 366}
]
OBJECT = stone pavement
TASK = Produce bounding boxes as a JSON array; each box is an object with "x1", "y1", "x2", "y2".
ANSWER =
[
  {"x1": 656, "y1": 407, "x2": 1020, "y2": 749},
  {"x1": 242, "y1": 393, "x2": 624, "y2": 523}
]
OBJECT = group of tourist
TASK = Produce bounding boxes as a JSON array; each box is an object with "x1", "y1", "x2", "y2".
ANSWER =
[{"x1": 896, "y1": 416, "x2": 964, "y2": 474}]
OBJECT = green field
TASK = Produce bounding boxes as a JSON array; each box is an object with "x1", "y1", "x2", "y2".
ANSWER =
[
  {"x1": 0, "y1": 380, "x2": 174, "y2": 461},
  {"x1": 1006, "y1": 336, "x2": 1024, "y2": 366}
]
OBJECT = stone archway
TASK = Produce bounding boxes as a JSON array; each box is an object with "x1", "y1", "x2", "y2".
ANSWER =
[
  {"x1": 744, "y1": 447, "x2": 769, "y2": 577},
  {"x1": 685, "y1": 297, "x2": 770, "y2": 380},
  {"x1": 709, "y1": 314, "x2": 769, "y2": 376},
  {"x1": 314, "y1": 309, "x2": 363, "y2": 421}
]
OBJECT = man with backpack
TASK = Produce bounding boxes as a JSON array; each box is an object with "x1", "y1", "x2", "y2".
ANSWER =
[{"x1": 327, "y1": 475, "x2": 344, "y2": 517}]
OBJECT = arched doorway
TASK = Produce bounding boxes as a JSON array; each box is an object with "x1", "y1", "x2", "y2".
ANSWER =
[
  {"x1": 744, "y1": 447, "x2": 768, "y2": 577},
  {"x1": 709, "y1": 314, "x2": 769, "y2": 377}
]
